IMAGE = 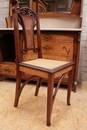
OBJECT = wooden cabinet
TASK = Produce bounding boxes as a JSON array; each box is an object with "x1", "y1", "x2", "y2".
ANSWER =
[
  {"x1": 0, "y1": 29, "x2": 81, "y2": 91},
  {"x1": 0, "y1": 0, "x2": 82, "y2": 91}
]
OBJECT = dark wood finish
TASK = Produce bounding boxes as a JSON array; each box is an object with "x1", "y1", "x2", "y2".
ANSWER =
[{"x1": 12, "y1": 7, "x2": 74, "y2": 126}]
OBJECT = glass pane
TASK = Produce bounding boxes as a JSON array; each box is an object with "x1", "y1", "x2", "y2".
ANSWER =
[
  {"x1": 18, "y1": 0, "x2": 30, "y2": 7},
  {"x1": 38, "y1": 0, "x2": 73, "y2": 13}
]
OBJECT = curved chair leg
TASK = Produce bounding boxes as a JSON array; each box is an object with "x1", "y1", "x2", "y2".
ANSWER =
[
  {"x1": 67, "y1": 70, "x2": 73, "y2": 105},
  {"x1": 52, "y1": 74, "x2": 65, "y2": 105},
  {"x1": 14, "y1": 74, "x2": 36, "y2": 107}
]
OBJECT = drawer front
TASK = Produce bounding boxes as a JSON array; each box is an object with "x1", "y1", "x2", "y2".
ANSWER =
[
  {"x1": 41, "y1": 33, "x2": 73, "y2": 56},
  {"x1": 0, "y1": 62, "x2": 16, "y2": 76}
]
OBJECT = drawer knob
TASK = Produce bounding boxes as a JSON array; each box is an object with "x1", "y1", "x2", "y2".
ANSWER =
[
  {"x1": 44, "y1": 35, "x2": 51, "y2": 40},
  {"x1": 43, "y1": 45, "x2": 51, "y2": 50},
  {"x1": 5, "y1": 68, "x2": 11, "y2": 72}
]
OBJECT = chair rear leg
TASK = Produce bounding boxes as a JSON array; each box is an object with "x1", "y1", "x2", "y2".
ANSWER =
[
  {"x1": 67, "y1": 70, "x2": 73, "y2": 105},
  {"x1": 35, "y1": 77, "x2": 42, "y2": 96},
  {"x1": 14, "y1": 73, "x2": 21, "y2": 107}
]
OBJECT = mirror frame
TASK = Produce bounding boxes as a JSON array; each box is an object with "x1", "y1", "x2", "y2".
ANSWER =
[
  {"x1": 38, "y1": 0, "x2": 82, "y2": 17},
  {"x1": 10, "y1": 0, "x2": 82, "y2": 17}
]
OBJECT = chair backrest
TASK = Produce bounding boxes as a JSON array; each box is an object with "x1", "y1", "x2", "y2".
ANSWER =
[{"x1": 13, "y1": 7, "x2": 42, "y2": 63}]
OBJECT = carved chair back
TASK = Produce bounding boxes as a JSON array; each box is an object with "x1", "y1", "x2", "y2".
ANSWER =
[{"x1": 13, "y1": 7, "x2": 42, "y2": 63}]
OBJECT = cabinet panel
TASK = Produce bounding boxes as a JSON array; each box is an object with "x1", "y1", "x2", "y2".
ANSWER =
[{"x1": 0, "y1": 62, "x2": 16, "y2": 76}]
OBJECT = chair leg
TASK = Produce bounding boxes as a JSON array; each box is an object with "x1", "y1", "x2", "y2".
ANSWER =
[
  {"x1": 67, "y1": 70, "x2": 73, "y2": 105},
  {"x1": 14, "y1": 72, "x2": 21, "y2": 107},
  {"x1": 47, "y1": 73, "x2": 54, "y2": 126},
  {"x1": 35, "y1": 77, "x2": 42, "y2": 96}
]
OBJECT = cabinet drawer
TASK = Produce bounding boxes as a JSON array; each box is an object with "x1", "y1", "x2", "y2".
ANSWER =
[
  {"x1": 41, "y1": 33, "x2": 73, "y2": 57},
  {"x1": 0, "y1": 62, "x2": 16, "y2": 76}
]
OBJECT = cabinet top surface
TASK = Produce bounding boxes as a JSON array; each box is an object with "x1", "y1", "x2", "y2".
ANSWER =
[{"x1": 0, "y1": 28, "x2": 82, "y2": 31}]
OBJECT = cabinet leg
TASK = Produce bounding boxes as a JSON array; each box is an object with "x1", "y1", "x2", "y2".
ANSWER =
[
  {"x1": 0, "y1": 76, "x2": 3, "y2": 81},
  {"x1": 72, "y1": 81, "x2": 77, "y2": 92}
]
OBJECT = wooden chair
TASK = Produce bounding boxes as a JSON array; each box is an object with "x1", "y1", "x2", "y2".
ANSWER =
[{"x1": 13, "y1": 7, "x2": 75, "y2": 126}]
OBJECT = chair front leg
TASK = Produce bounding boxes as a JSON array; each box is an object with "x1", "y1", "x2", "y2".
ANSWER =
[{"x1": 47, "y1": 73, "x2": 54, "y2": 126}]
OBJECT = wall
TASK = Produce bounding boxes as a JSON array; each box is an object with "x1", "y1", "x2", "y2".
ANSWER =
[
  {"x1": 0, "y1": 0, "x2": 9, "y2": 28},
  {"x1": 78, "y1": 0, "x2": 87, "y2": 81}
]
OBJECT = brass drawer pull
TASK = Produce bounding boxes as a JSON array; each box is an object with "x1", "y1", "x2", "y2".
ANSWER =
[
  {"x1": 5, "y1": 68, "x2": 11, "y2": 72},
  {"x1": 43, "y1": 45, "x2": 51, "y2": 50},
  {"x1": 44, "y1": 35, "x2": 51, "y2": 41}
]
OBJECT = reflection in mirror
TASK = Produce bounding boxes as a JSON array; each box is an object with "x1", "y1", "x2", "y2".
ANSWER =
[
  {"x1": 18, "y1": 0, "x2": 30, "y2": 7},
  {"x1": 38, "y1": 0, "x2": 73, "y2": 13}
]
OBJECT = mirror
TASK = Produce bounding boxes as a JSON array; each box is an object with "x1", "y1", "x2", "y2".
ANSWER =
[
  {"x1": 37, "y1": 0, "x2": 73, "y2": 13},
  {"x1": 10, "y1": 0, "x2": 81, "y2": 16},
  {"x1": 18, "y1": 0, "x2": 30, "y2": 7}
]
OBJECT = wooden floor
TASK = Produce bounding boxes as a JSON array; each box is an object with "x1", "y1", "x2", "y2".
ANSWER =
[{"x1": 0, "y1": 79, "x2": 87, "y2": 130}]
